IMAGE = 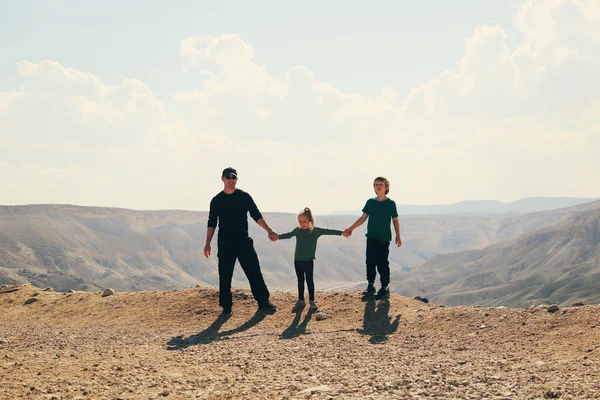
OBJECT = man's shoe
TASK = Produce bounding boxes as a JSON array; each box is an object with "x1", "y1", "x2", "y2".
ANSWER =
[
  {"x1": 375, "y1": 286, "x2": 390, "y2": 300},
  {"x1": 362, "y1": 284, "x2": 376, "y2": 296},
  {"x1": 292, "y1": 299, "x2": 306, "y2": 311},
  {"x1": 221, "y1": 306, "x2": 232, "y2": 317},
  {"x1": 258, "y1": 301, "x2": 277, "y2": 313},
  {"x1": 309, "y1": 300, "x2": 319, "y2": 311}
]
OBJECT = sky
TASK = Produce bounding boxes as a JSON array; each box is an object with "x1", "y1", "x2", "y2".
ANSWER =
[{"x1": 1, "y1": 0, "x2": 599, "y2": 213}]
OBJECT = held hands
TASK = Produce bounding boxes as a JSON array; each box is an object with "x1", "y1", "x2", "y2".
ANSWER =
[
  {"x1": 268, "y1": 231, "x2": 279, "y2": 242},
  {"x1": 342, "y1": 228, "x2": 352, "y2": 238}
]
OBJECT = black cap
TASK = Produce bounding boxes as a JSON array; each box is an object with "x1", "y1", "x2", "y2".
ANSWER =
[{"x1": 222, "y1": 167, "x2": 238, "y2": 178}]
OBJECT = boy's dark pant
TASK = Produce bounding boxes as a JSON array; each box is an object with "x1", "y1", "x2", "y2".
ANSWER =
[
  {"x1": 366, "y1": 237, "x2": 390, "y2": 287},
  {"x1": 217, "y1": 236, "x2": 270, "y2": 308},
  {"x1": 294, "y1": 260, "x2": 315, "y2": 301}
]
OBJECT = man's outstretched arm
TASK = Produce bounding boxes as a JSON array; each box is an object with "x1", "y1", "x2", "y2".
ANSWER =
[{"x1": 256, "y1": 218, "x2": 277, "y2": 241}]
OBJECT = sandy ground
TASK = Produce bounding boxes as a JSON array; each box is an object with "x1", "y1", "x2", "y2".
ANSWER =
[{"x1": 1, "y1": 284, "x2": 599, "y2": 399}]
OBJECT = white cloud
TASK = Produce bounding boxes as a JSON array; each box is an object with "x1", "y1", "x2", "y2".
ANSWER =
[{"x1": 1, "y1": 0, "x2": 599, "y2": 211}]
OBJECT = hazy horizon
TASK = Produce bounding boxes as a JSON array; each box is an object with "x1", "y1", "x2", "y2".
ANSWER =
[{"x1": 1, "y1": 1, "x2": 599, "y2": 213}]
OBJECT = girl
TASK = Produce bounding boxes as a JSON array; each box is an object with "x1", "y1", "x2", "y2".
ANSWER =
[{"x1": 275, "y1": 207, "x2": 345, "y2": 311}]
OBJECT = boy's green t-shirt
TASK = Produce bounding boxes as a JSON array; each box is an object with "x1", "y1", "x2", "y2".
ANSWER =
[
  {"x1": 278, "y1": 226, "x2": 342, "y2": 261},
  {"x1": 362, "y1": 197, "x2": 399, "y2": 242}
]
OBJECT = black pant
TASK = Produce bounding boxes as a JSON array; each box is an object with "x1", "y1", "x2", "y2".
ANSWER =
[
  {"x1": 217, "y1": 236, "x2": 270, "y2": 308},
  {"x1": 294, "y1": 260, "x2": 315, "y2": 301},
  {"x1": 366, "y1": 238, "x2": 390, "y2": 287}
]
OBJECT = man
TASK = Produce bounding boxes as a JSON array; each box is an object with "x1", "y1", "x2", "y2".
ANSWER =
[{"x1": 204, "y1": 167, "x2": 277, "y2": 316}]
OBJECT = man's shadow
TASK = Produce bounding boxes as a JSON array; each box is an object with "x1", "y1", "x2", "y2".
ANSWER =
[
  {"x1": 356, "y1": 299, "x2": 401, "y2": 344},
  {"x1": 279, "y1": 309, "x2": 315, "y2": 339},
  {"x1": 166, "y1": 310, "x2": 268, "y2": 350}
]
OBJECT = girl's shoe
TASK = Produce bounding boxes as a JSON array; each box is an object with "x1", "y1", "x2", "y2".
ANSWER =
[
  {"x1": 293, "y1": 300, "x2": 306, "y2": 310},
  {"x1": 309, "y1": 301, "x2": 319, "y2": 311}
]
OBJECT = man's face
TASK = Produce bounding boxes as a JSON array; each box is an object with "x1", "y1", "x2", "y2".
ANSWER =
[
  {"x1": 222, "y1": 174, "x2": 238, "y2": 189},
  {"x1": 373, "y1": 180, "x2": 387, "y2": 195}
]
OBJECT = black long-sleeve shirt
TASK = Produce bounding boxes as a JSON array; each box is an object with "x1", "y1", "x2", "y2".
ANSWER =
[{"x1": 207, "y1": 189, "x2": 263, "y2": 240}]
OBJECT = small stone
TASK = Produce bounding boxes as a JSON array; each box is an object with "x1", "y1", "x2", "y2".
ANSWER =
[
  {"x1": 101, "y1": 288, "x2": 116, "y2": 297},
  {"x1": 316, "y1": 312, "x2": 327, "y2": 321},
  {"x1": 43, "y1": 287, "x2": 53, "y2": 292},
  {"x1": 298, "y1": 385, "x2": 331, "y2": 395},
  {"x1": 571, "y1": 301, "x2": 584, "y2": 307},
  {"x1": 547, "y1": 305, "x2": 560, "y2": 313},
  {"x1": 24, "y1": 298, "x2": 38, "y2": 305}
]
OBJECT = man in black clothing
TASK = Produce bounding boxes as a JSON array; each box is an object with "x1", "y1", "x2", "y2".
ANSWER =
[{"x1": 204, "y1": 167, "x2": 277, "y2": 316}]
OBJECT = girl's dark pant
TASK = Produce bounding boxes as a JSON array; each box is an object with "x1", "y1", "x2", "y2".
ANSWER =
[{"x1": 294, "y1": 260, "x2": 315, "y2": 301}]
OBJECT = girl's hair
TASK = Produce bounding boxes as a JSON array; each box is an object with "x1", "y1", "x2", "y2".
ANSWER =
[
  {"x1": 298, "y1": 207, "x2": 315, "y2": 230},
  {"x1": 374, "y1": 176, "x2": 390, "y2": 195}
]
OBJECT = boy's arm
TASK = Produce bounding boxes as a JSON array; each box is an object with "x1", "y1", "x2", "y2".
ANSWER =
[
  {"x1": 393, "y1": 217, "x2": 402, "y2": 247},
  {"x1": 343, "y1": 213, "x2": 368, "y2": 237}
]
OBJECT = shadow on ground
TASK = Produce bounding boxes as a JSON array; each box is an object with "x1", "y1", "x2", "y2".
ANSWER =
[
  {"x1": 166, "y1": 310, "x2": 268, "y2": 349},
  {"x1": 356, "y1": 299, "x2": 401, "y2": 344},
  {"x1": 280, "y1": 308, "x2": 315, "y2": 339}
]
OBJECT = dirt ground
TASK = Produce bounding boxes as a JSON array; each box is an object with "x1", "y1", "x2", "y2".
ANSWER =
[{"x1": 1, "y1": 284, "x2": 599, "y2": 399}]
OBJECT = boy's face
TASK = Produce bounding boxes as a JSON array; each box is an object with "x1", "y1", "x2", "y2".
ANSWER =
[
  {"x1": 298, "y1": 215, "x2": 311, "y2": 230},
  {"x1": 373, "y1": 180, "x2": 388, "y2": 195}
]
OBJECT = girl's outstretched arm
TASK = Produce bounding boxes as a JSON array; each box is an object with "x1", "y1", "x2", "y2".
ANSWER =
[
  {"x1": 277, "y1": 228, "x2": 298, "y2": 240},
  {"x1": 313, "y1": 227, "x2": 343, "y2": 237}
]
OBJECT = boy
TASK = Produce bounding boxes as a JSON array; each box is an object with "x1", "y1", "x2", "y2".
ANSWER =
[{"x1": 343, "y1": 177, "x2": 402, "y2": 300}]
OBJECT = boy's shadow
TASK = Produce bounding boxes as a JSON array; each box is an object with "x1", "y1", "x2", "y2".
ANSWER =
[
  {"x1": 280, "y1": 308, "x2": 315, "y2": 339},
  {"x1": 166, "y1": 310, "x2": 268, "y2": 350},
  {"x1": 356, "y1": 299, "x2": 401, "y2": 344}
]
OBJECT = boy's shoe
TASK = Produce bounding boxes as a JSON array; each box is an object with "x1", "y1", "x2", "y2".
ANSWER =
[
  {"x1": 292, "y1": 299, "x2": 306, "y2": 311},
  {"x1": 362, "y1": 284, "x2": 376, "y2": 296},
  {"x1": 221, "y1": 306, "x2": 232, "y2": 317},
  {"x1": 258, "y1": 301, "x2": 277, "y2": 313},
  {"x1": 375, "y1": 286, "x2": 390, "y2": 300},
  {"x1": 309, "y1": 300, "x2": 319, "y2": 311}
]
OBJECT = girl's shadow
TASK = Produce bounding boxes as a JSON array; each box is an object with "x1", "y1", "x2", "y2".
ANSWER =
[
  {"x1": 279, "y1": 308, "x2": 315, "y2": 339},
  {"x1": 356, "y1": 300, "x2": 401, "y2": 344},
  {"x1": 166, "y1": 311, "x2": 267, "y2": 350}
]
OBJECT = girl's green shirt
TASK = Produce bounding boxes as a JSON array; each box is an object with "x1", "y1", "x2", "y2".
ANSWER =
[{"x1": 278, "y1": 227, "x2": 342, "y2": 261}]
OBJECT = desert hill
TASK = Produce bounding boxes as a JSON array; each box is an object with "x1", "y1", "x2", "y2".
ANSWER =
[
  {"x1": 1, "y1": 201, "x2": 597, "y2": 297},
  {"x1": 1, "y1": 284, "x2": 598, "y2": 399},
  {"x1": 395, "y1": 203, "x2": 600, "y2": 307},
  {"x1": 334, "y1": 197, "x2": 598, "y2": 216}
]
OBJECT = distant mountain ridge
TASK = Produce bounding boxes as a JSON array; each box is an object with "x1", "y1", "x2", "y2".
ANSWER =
[
  {"x1": 394, "y1": 200, "x2": 600, "y2": 307},
  {"x1": 1, "y1": 200, "x2": 599, "y2": 307},
  {"x1": 332, "y1": 197, "x2": 598, "y2": 216}
]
